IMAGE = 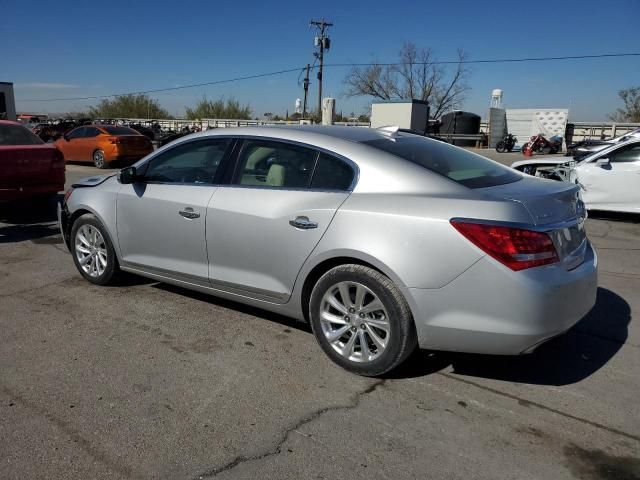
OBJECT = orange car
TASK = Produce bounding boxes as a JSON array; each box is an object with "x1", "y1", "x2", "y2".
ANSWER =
[{"x1": 55, "y1": 124, "x2": 153, "y2": 168}]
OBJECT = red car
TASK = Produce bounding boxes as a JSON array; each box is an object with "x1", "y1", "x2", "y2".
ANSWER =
[{"x1": 0, "y1": 120, "x2": 65, "y2": 201}]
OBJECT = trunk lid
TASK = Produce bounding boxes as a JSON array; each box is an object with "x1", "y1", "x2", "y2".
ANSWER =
[
  {"x1": 0, "y1": 144, "x2": 64, "y2": 188},
  {"x1": 118, "y1": 135, "x2": 151, "y2": 153},
  {"x1": 477, "y1": 176, "x2": 588, "y2": 270}
]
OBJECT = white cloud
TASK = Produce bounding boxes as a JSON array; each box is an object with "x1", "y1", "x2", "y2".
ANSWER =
[{"x1": 15, "y1": 82, "x2": 79, "y2": 89}]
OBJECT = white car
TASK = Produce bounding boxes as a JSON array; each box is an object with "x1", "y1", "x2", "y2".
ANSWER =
[{"x1": 512, "y1": 138, "x2": 640, "y2": 213}]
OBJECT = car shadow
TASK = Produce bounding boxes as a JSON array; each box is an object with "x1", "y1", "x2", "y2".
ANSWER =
[
  {"x1": 152, "y1": 283, "x2": 628, "y2": 386},
  {"x1": 387, "y1": 287, "x2": 630, "y2": 385},
  {"x1": 0, "y1": 195, "x2": 62, "y2": 243},
  {"x1": 151, "y1": 283, "x2": 312, "y2": 333}
]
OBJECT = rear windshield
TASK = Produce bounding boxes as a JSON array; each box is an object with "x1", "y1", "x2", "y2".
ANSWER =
[
  {"x1": 0, "y1": 124, "x2": 44, "y2": 146},
  {"x1": 101, "y1": 126, "x2": 139, "y2": 136},
  {"x1": 364, "y1": 135, "x2": 521, "y2": 188}
]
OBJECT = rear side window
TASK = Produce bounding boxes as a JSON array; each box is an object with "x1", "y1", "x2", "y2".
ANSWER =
[
  {"x1": 235, "y1": 140, "x2": 317, "y2": 188},
  {"x1": 0, "y1": 124, "x2": 44, "y2": 145},
  {"x1": 311, "y1": 153, "x2": 355, "y2": 190},
  {"x1": 364, "y1": 135, "x2": 521, "y2": 188}
]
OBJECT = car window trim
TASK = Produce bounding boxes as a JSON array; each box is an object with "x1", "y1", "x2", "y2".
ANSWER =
[
  {"x1": 228, "y1": 135, "x2": 358, "y2": 192},
  {"x1": 138, "y1": 137, "x2": 237, "y2": 186}
]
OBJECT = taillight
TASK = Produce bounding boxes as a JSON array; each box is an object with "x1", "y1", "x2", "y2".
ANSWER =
[
  {"x1": 52, "y1": 148, "x2": 65, "y2": 169},
  {"x1": 108, "y1": 136, "x2": 122, "y2": 144},
  {"x1": 450, "y1": 220, "x2": 559, "y2": 271}
]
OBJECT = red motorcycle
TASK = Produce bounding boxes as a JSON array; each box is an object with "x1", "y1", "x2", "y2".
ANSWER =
[{"x1": 522, "y1": 134, "x2": 563, "y2": 156}]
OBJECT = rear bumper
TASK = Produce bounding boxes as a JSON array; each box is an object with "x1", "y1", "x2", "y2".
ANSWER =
[
  {"x1": 407, "y1": 243, "x2": 598, "y2": 355},
  {"x1": 0, "y1": 183, "x2": 64, "y2": 201}
]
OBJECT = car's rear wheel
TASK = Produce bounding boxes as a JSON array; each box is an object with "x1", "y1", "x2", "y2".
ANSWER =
[
  {"x1": 93, "y1": 149, "x2": 108, "y2": 169},
  {"x1": 70, "y1": 214, "x2": 119, "y2": 285},
  {"x1": 309, "y1": 264, "x2": 417, "y2": 376}
]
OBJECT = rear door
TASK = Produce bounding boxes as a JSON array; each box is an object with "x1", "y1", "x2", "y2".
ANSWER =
[
  {"x1": 78, "y1": 127, "x2": 101, "y2": 161},
  {"x1": 206, "y1": 139, "x2": 355, "y2": 302},
  {"x1": 577, "y1": 142, "x2": 640, "y2": 211},
  {"x1": 116, "y1": 137, "x2": 233, "y2": 284}
]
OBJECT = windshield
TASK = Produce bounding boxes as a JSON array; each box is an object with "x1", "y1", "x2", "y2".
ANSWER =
[
  {"x1": 0, "y1": 123, "x2": 44, "y2": 145},
  {"x1": 101, "y1": 126, "x2": 139, "y2": 136},
  {"x1": 364, "y1": 135, "x2": 522, "y2": 189}
]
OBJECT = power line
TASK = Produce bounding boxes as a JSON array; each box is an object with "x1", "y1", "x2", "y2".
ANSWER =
[
  {"x1": 18, "y1": 66, "x2": 305, "y2": 102},
  {"x1": 17, "y1": 52, "x2": 640, "y2": 103},
  {"x1": 324, "y1": 52, "x2": 640, "y2": 67}
]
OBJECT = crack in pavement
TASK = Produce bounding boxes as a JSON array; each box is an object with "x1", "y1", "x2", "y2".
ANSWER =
[
  {"x1": 193, "y1": 380, "x2": 385, "y2": 479},
  {"x1": 0, "y1": 383, "x2": 143, "y2": 479},
  {"x1": 437, "y1": 373, "x2": 640, "y2": 443}
]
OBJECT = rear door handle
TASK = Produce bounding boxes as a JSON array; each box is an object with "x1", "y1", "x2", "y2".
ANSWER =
[
  {"x1": 179, "y1": 207, "x2": 200, "y2": 219},
  {"x1": 289, "y1": 216, "x2": 318, "y2": 230}
]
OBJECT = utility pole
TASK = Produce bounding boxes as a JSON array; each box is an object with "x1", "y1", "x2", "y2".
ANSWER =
[
  {"x1": 302, "y1": 63, "x2": 310, "y2": 118},
  {"x1": 310, "y1": 18, "x2": 332, "y2": 119}
]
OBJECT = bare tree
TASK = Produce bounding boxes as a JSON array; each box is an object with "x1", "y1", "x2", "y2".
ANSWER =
[
  {"x1": 609, "y1": 86, "x2": 640, "y2": 123},
  {"x1": 344, "y1": 42, "x2": 470, "y2": 119}
]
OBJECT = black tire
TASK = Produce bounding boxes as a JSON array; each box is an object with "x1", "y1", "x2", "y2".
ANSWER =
[
  {"x1": 70, "y1": 213, "x2": 120, "y2": 285},
  {"x1": 496, "y1": 141, "x2": 506, "y2": 153},
  {"x1": 93, "y1": 149, "x2": 108, "y2": 169},
  {"x1": 309, "y1": 264, "x2": 417, "y2": 377}
]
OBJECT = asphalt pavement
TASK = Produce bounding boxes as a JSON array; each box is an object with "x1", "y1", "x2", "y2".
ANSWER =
[{"x1": 0, "y1": 156, "x2": 638, "y2": 479}]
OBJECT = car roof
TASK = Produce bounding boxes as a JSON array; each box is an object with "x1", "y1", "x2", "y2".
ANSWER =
[{"x1": 192, "y1": 124, "x2": 396, "y2": 144}]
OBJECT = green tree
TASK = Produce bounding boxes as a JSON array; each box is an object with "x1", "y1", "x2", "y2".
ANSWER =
[
  {"x1": 185, "y1": 96, "x2": 252, "y2": 120},
  {"x1": 609, "y1": 87, "x2": 640, "y2": 122},
  {"x1": 87, "y1": 94, "x2": 170, "y2": 119}
]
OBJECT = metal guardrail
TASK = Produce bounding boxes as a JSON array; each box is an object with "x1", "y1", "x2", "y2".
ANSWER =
[{"x1": 433, "y1": 133, "x2": 487, "y2": 148}]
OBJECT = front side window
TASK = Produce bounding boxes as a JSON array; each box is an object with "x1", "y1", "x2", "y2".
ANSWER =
[
  {"x1": 607, "y1": 143, "x2": 640, "y2": 163},
  {"x1": 235, "y1": 140, "x2": 318, "y2": 188},
  {"x1": 143, "y1": 138, "x2": 231, "y2": 184},
  {"x1": 310, "y1": 153, "x2": 355, "y2": 190},
  {"x1": 364, "y1": 134, "x2": 522, "y2": 189}
]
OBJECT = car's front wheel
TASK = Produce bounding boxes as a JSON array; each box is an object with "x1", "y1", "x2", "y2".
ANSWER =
[
  {"x1": 309, "y1": 264, "x2": 417, "y2": 376},
  {"x1": 70, "y1": 214, "x2": 120, "y2": 285}
]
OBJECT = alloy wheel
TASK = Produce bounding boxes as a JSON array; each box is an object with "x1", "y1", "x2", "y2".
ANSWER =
[
  {"x1": 319, "y1": 281, "x2": 390, "y2": 363},
  {"x1": 75, "y1": 224, "x2": 108, "y2": 277},
  {"x1": 93, "y1": 150, "x2": 105, "y2": 168}
]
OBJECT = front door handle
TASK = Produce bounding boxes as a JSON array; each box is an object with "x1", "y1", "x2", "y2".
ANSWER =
[
  {"x1": 289, "y1": 216, "x2": 318, "y2": 230},
  {"x1": 179, "y1": 207, "x2": 200, "y2": 219}
]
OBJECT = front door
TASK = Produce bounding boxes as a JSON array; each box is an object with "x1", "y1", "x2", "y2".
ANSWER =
[
  {"x1": 578, "y1": 142, "x2": 640, "y2": 210},
  {"x1": 61, "y1": 126, "x2": 87, "y2": 161},
  {"x1": 206, "y1": 139, "x2": 355, "y2": 302},
  {"x1": 116, "y1": 137, "x2": 233, "y2": 284}
]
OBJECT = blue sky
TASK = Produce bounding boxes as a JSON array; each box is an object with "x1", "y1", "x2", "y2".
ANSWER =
[{"x1": 3, "y1": 0, "x2": 639, "y2": 120}]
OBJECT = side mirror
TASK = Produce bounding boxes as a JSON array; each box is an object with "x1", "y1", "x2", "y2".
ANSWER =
[
  {"x1": 595, "y1": 158, "x2": 610, "y2": 167},
  {"x1": 119, "y1": 166, "x2": 139, "y2": 184},
  {"x1": 63, "y1": 134, "x2": 70, "y2": 141}
]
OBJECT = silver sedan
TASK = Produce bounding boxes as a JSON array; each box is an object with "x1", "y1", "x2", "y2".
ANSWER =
[{"x1": 59, "y1": 126, "x2": 598, "y2": 376}]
